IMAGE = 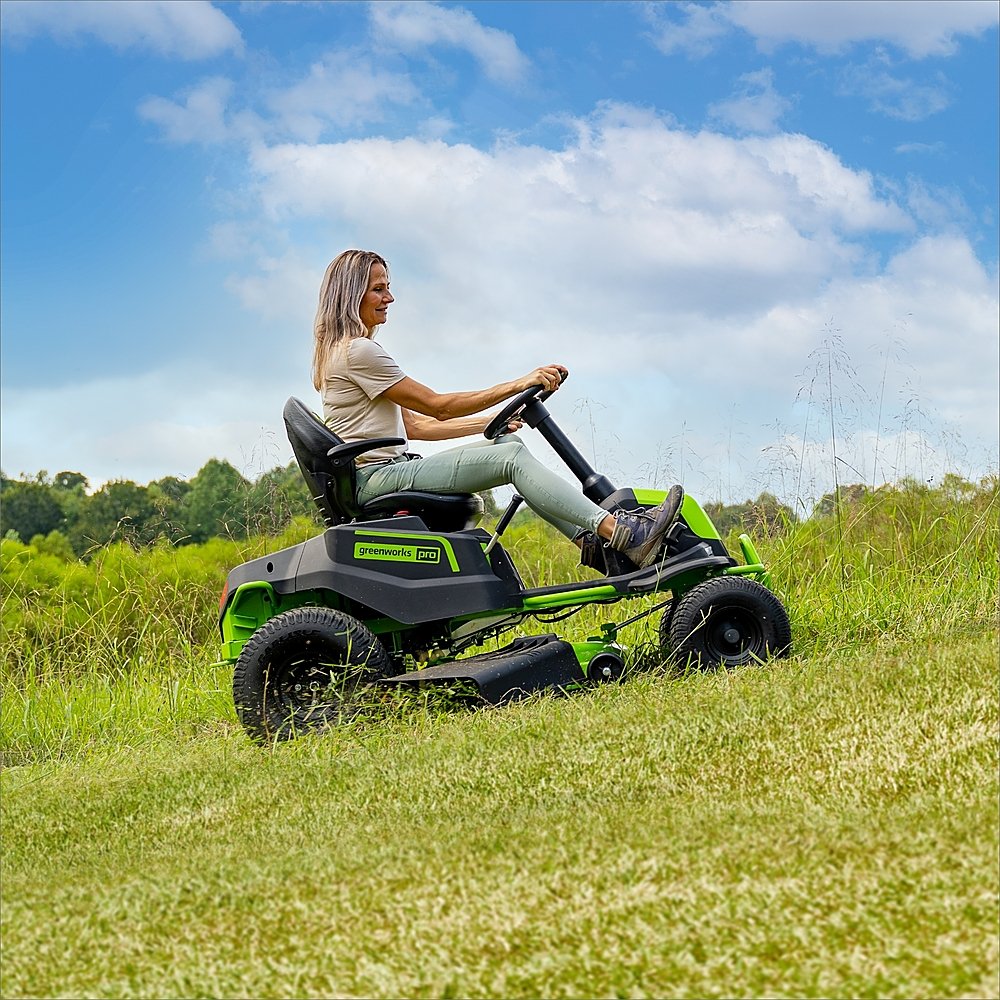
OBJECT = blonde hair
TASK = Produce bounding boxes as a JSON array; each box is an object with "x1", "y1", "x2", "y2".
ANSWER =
[{"x1": 311, "y1": 249, "x2": 389, "y2": 390}]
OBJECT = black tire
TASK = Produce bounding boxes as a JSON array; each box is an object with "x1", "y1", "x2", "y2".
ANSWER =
[
  {"x1": 667, "y1": 577, "x2": 791, "y2": 670},
  {"x1": 232, "y1": 607, "x2": 393, "y2": 741},
  {"x1": 656, "y1": 597, "x2": 677, "y2": 654}
]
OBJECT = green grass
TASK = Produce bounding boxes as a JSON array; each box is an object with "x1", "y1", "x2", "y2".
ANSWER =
[
  {"x1": 2, "y1": 478, "x2": 998, "y2": 998},
  {"x1": 3, "y1": 638, "x2": 996, "y2": 999}
]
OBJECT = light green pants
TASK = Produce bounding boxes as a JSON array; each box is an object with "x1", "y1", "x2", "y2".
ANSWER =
[{"x1": 356, "y1": 435, "x2": 607, "y2": 538}]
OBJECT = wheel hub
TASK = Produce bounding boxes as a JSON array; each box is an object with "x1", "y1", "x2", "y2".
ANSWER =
[{"x1": 705, "y1": 606, "x2": 763, "y2": 664}]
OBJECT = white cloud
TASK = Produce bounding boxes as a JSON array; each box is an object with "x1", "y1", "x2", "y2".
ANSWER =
[
  {"x1": 369, "y1": 1, "x2": 530, "y2": 84},
  {"x1": 264, "y1": 53, "x2": 420, "y2": 141},
  {"x1": 728, "y1": 0, "x2": 999, "y2": 58},
  {"x1": 708, "y1": 68, "x2": 792, "y2": 133},
  {"x1": 644, "y1": 1, "x2": 732, "y2": 58},
  {"x1": 223, "y1": 249, "x2": 319, "y2": 325},
  {"x1": 1, "y1": 0, "x2": 243, "y2": 59},
  {"x1": 648, "y1": 0, "x2": 998, "y2": 59},
  {"x1": 740, "y1": 133, "x2": 910, "y2": 233},
  {"x1": 737, "y1": 235, "x2": 999, "y2": 430},
  {"x1": 213, "y1": 111, "x2": 991, "y2": 499},
  {"x1": 248, "y1": 107, "x2": 908, "y2": 309},
  {"x1": 894, "y1": 142, "x2": 947, "y2": 155},
  {"x1": 138, "y1": 77, "x2": 235, "y2": 144},
  {"x1": 138, "y1": 54, "x2": 421, "y2": 147},
  {"x1": 838, "y1": 62, "x2": 951, "y2": 121}
]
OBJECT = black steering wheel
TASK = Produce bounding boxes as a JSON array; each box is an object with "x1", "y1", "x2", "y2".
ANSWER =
[{"x1": 484, "y1": 371, "x2": 568, "y2": 440}]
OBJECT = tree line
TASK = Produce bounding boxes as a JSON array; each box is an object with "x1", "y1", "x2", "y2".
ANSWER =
[
  {"x1": 0, "y1": 461, "x2": 320, "y2": 559},
  {"x1": 9, "y1": 457, "x2": 971, "y2": 564}
]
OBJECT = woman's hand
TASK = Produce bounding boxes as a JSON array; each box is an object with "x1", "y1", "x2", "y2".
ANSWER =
[{"x1": 519, "y1": 364, "x2": 568, "y2": 393}]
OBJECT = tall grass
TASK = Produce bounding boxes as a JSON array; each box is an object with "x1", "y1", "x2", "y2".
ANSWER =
[{"x1": 765, "y1": 476, "x2": 998, "y2": 652}]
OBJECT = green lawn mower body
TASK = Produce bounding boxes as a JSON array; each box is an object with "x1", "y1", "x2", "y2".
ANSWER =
[{"x1": 220, "y1": 387, "x2": 791, "y2": 740}]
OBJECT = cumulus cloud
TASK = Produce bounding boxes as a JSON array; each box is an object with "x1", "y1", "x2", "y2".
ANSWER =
[
  {"x1": 194, "y1": 109, "x2": 989, "y2": 498},
  {"x1": 248, "y1": 106, "x2": 908, "y2": 297},
  {"x1": 646, "y1": 0, "x2": 998, "y2": 59},
  {"x1": 1, "y1": 0, "x2": 243, "y2": 59},
  {"x1": 369, "y1": 1, "x2": 530, "y2": 84}
]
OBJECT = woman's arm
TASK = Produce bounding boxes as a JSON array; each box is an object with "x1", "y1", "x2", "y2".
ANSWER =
[
  {"x1": 402, "y1": 409, "x2": 492, "y2": 441},
  {"x1": 382, "y1": 364, "x2": 566, "y2": 422}
]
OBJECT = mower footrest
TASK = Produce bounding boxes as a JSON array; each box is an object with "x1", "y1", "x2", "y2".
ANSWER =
[{"x1": 379, "y1": 634, "x2": 584, "y2": 705}]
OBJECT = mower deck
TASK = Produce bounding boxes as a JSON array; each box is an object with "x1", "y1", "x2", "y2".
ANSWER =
[{"x1": 378, "y1": 633, "x2": 588, "y2": 704}]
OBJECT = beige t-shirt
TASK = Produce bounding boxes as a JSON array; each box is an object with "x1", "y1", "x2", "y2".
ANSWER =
[{"x1": 321, "y1": 337, "x2": 408, "y2": 464}]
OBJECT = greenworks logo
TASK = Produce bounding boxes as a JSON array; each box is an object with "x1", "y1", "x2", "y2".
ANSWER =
[{"x1": 354, "y1": 542, "x2": 441, "y2": 564}]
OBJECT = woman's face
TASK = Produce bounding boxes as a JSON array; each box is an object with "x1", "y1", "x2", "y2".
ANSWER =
[{"x1": 359, "y1": 263, "x2": 393, "y2": 330}]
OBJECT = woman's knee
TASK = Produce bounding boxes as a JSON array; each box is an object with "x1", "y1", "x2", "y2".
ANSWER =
[
  {"x1": 491, "y1": 434, "x2": 528, "y2": 461},
  {"x1": 491, "y1": 435, "x2": 530, "y2": 474}
]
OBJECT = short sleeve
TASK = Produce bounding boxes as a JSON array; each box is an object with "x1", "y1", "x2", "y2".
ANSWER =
[{"x1": 346, "y1": 338, "x2": 406, "y2": 400}]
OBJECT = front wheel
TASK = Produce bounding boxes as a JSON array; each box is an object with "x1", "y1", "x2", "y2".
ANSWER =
[
  {"x1": 232, "y1": 607, "x2": 393, "y2": 741},
  {"x1": 666, "y1": 577, "x2": 791, "y2": 670}
]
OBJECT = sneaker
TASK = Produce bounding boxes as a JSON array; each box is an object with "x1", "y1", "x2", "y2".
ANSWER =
[
  {"x1": 608, "y1": 485, "x2": 684, "y2": 568},
  {"x1": 577, "y1": 531, "x2": 607, "y2": 574}
]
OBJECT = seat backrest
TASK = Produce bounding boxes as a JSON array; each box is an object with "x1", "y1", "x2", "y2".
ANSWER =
[{"x1": 283, "y1": 397, "x2": 359, "y2": 526}]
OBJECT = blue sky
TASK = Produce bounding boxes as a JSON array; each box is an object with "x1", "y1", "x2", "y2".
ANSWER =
[{"x1": 2, "y1": 0, "x2": 997, "y2": 506}]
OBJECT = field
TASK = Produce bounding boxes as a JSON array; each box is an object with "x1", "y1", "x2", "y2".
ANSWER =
[{"x1": 2, "y1": 478, "x2": 998, "y2": 999}]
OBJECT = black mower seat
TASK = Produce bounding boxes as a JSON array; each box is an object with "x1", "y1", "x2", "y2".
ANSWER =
[{"x1": 283, "y1": 397, "x2": 483, "y2": 533}]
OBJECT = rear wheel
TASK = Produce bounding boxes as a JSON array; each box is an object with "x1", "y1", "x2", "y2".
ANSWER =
[
  {"x1": 666, "y1": 577, "x2": 791, "y2": 670},
  {"x1": 232, "y1": 607, "x2": 392, "y2": 741}
]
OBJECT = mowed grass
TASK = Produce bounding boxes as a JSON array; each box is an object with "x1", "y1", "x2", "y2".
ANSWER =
[
  {"x1": 3, "y1": 637, "x2": 997, "y2": 999},
  {"x1": 2, "y1": 478, "x2": 998, "y2": 998}
]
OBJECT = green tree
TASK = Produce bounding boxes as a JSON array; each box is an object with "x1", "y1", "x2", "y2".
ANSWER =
[
  {"x1": 71, "y1": 480, "x2": 159, "y2": 554},
  {"x1": 53, "y1": 471, "x2": 88, "y2": 491},
  {"x1": 51, "y1": 470, "x2": 90, "y2": 541},
  {"x1": 147, "y1": 476, "x2": 193, "y2": 544},
  {"x1": 150, "y1": 476, "x2": 190, "y2": 504},
  {"x1": 29, "y1": 529, "x2": 77, "y2": 562},
  {"x1": 704, "y1": 492, "x2": 798, "y2": 538},
  {"x1": 813, "y1": 484, "x2": 869, "y2": 519},
  {"x1": 246, "y1": 462, "x2": 320, "y2": 536},
  {"x1": 182, "y1": 460, "x2": 253, "y2": 543},
  {"x1": 0, "y1": 479, "x2": 65, "y2": 542}
]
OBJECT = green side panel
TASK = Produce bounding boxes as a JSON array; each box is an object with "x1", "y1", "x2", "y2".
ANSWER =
[
  {"x1": 218, "y1": 582, "x2": 340, "y2": 662},
  {"x1": 633, "y1": 490, "x2": 721, "y2": 542},
  {"x1": 219, "y1": 581, "x2": 276, "y2": 661},
  {"x1": 633, "y1": 488, "x2": 667, "y2": 506},
  {"x1": 679, "y1": 495, "x2": 721, "y2": 541}
]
